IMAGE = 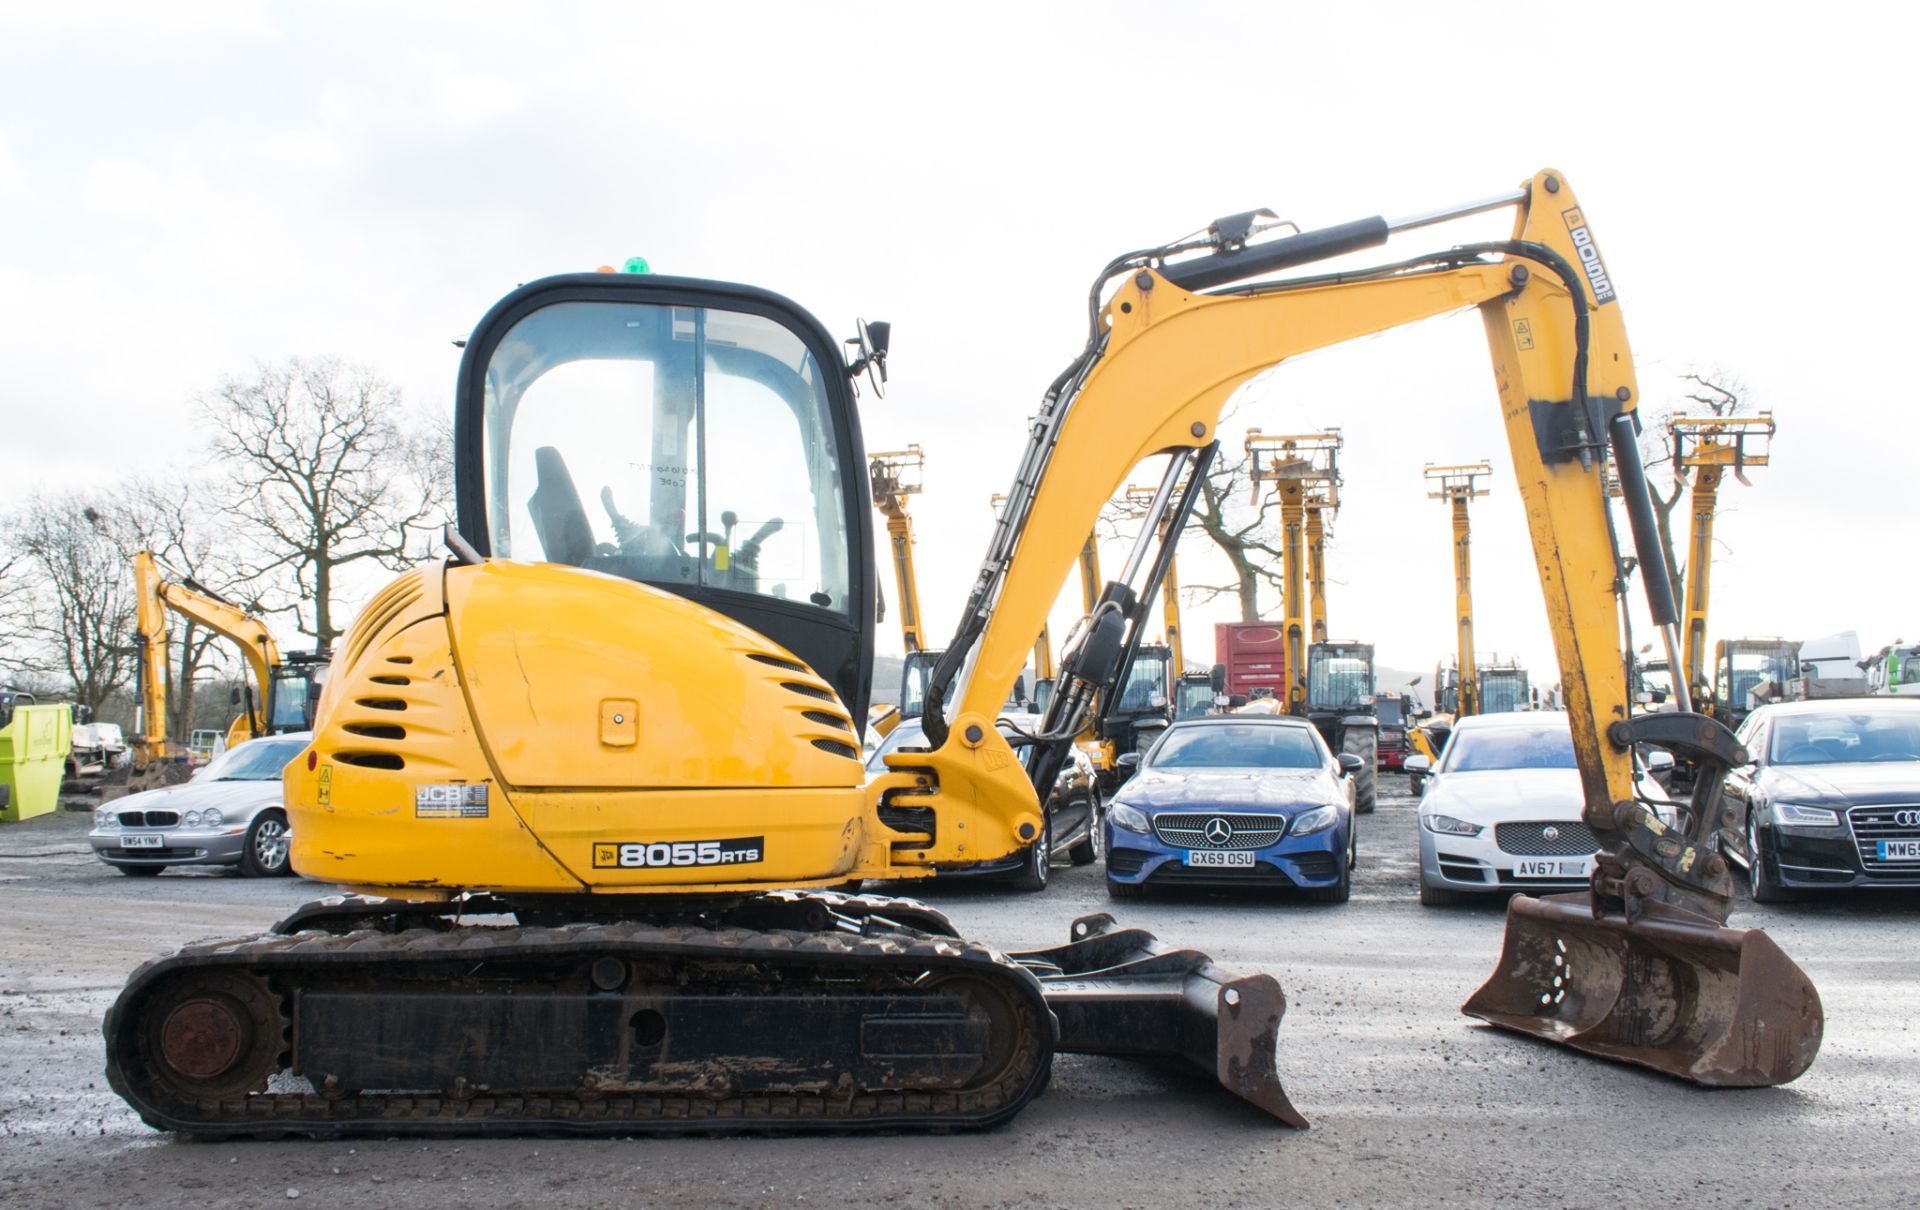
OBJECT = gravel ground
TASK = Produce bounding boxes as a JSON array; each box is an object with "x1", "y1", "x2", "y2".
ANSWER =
[{"x1": 2, "y1": 783, "x2": 1915, "y2": 1208}]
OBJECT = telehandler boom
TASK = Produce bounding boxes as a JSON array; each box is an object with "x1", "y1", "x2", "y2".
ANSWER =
[{"x1": 104, "y1": 170, "x2": 1819, "y2": 1144}]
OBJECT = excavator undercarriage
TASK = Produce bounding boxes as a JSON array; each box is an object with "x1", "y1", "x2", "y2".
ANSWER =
[{"x1": 106, "y1": 892, "x2": 1300, "y2": 1137}]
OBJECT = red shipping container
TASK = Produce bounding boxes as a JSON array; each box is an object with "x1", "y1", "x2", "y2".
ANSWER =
[{"x1": 1214, "y1": 622, "x2": 1288, "y2": 703}]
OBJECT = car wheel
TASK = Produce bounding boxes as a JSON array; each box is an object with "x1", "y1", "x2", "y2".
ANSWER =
[
  {"x1": 1344, "y1": 730, "x2": 1378, "y2": 814},
  {"x1": 118, "y1": 864, "x2": 164, "y2": 878},
  {"x1": 1418, "y1": 879, "x2": 1460, "y2": 907},
  {"x1": 241, "y1": 810, "x2": 292, "y2": 878},
  {"x1": 1006, "y1": 814, "x2": 1051, "y2": 892},
  {"x1": 1746, "y1": 812, "x2": 1795, "y2": 905},
  {"x1": 1067, "y1": 792, "x2": 1101, "y2": 866}
]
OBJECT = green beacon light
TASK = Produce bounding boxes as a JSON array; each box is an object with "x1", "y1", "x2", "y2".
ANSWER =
[{"x1": 621, "y1": 256, "x2": 651, "y2": 274}]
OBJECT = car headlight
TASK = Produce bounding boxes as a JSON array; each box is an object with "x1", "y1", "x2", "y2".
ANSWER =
[
  {"x1": 1422, "y1": 813, "x2": 1483, "y2": 837},
  {"x1": 1291, "y1": 804, "x2": 1339, "y2": 836},
  {"x1": 203, "y1": 808, "x2": 224, "y2": 828},
  {"x1": 94, "y1": 807, "x2": 119, "y2": 830},
  {"x1": 183, "y1": 810, "x2": 202, "y2": 828},
  {"x1": 1770, "y1": 802, "x2": 1841, "y2": 828},
  {"x1": 1109, "y1": 802, "x2": 1151, "y2": 834}
]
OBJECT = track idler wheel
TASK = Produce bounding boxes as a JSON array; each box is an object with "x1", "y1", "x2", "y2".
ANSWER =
[
  {"x1": 127, "y1": 972, "x2": 286, "y2": 1106},
  {"x1": 1463, "y1": 893, "x2": 1823, "y2": 1087}
]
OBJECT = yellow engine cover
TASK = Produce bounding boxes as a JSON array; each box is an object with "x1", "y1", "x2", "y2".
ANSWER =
[{"x1": 286, "y1": 561, "x2": 895, "y2": 897}]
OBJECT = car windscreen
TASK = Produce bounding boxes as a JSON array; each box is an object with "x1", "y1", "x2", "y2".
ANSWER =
[
  {"x1": 1150, "y1": 725, "x2": 1321, "y2": 770},
  {"x1": 1768, "y1": 711, "x2": 1920, "y2": 765},
  {"x1": 1445, "y1": 725, "x2": 1576, "y2": 772},
  {"x1": 202, "y1": 739, "x2": 307, "y2": 781}
]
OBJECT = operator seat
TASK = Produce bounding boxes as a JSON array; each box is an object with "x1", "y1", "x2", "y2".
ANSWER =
[{"x1": 527, "y1": 446, "x2": 595, "y2": 567}]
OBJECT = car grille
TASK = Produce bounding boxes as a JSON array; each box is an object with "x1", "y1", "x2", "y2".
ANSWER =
[
  {"x1": 1847, "y1": 804, "x2": 1920, "y2": 875},
  {"x1": 114, "y1": 847, "x2": 202, "y2": 859},
  {"x1": 1147, "y1": 860, "x2": 1296, "y2": 888},
  {"x1": 1152, "y1": 812, "x2": 1286, "y2": 850},
  {"x1": 1495, "y1": 821, "x2": 1597, "y2": 857},
  {"x1": 117, "y1": 810, "x2": 180, "y2": 828}
]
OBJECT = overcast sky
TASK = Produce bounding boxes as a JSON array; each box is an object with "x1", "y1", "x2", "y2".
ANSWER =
[{"x1": 3, "y1": 2, "x2": 1914, "y2": 689}]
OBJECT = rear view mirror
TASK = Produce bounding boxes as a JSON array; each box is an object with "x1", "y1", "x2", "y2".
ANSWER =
[
  {"x1": 1116, "y1": 752, "x2": 1142, "y2": 769},
  {"x1": 1210, "y1": 663, "x2": 1227, "y2": 693},
  {"x1": 1645, "y1": 749, "x2": 1675, "y2": 772},
  {"x1": 1336, "y1": 752, "x2": 1364, "y2": 775},
  {"x1": 1404, "y1": 755, "x2": 1432, "y2": 774}
]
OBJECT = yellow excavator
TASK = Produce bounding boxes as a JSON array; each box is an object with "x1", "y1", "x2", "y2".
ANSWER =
[
  {"x1": 1671, "y1": 412, "x2": 1776, "y2": 709},
  {"x1": 105, "y1": 170, "x2": 1821, "y2": 1141},
  {"x1": 113, "y1": 551, "x2": 330, "y2": 797},
  {"x1": 866, "y1": 443, "x2": 928, "y2": 737}
]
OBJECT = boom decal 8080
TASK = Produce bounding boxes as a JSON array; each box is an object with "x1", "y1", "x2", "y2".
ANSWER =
[{"x1": 592, "y1": 837, "x2": 764, "y2": 869}]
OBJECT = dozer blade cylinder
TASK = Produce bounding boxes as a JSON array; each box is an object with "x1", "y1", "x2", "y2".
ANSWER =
[
  {"x1": 1463, "y1": 894, "x2": 1823, "y2": 1087},
  {"x1": 1012, "y1": 914, "x2": 1307, "y2": 1127}
]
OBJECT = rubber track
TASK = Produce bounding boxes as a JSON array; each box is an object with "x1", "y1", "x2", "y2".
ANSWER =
[{"x1": 104, "y1": 917, "x2": 1054, "y2": 1139}]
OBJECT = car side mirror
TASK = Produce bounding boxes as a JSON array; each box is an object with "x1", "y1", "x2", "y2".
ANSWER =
[
  {"x1": 1404, "y1": 755, "x2": 1432, "y2": 775},
  {"x1": 1116, "y1": 752, "x2": 1141, "y2": 770},
  {"x1": 1209, "y1": 663, "x2": 1227, "y2": 693},
  {"x1": 1336, "y1": 752, "x2": 1364, "y2": 775},
  {"x1": 1644, "y1": 749, "x2": 1675, "y2": 772},
  {"x1": 229, "y1": 686, "x2": 243, "y2": 707}
]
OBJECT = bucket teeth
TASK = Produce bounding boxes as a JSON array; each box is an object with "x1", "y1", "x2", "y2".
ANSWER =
[
  {"x1": 1012, "y1": 913, "x2": 1308, "y2": 1127},
  {"x1": 1464, "y1": 893, "x2": 1823, "y2": 1087}
]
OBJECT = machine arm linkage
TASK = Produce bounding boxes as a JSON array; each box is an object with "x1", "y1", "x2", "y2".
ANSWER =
[{"x1": 899, "y1": 170, "x2": 1731, "y2": 921}]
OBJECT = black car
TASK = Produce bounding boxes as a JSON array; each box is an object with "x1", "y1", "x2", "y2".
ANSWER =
[
  {"x1": 865, "y1": 712, "x2": 1100, "y2": 892},
  {"x1": 1723, "y1": 698, "x2": 1920, "y2": 901}
]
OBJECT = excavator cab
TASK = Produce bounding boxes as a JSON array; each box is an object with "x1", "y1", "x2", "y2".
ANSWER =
[{"x1": 458, "y1": 276, "x2": 876, "y2": 723}]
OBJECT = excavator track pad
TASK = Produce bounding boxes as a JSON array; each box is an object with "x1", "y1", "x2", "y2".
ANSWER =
[
  {"x1": 1463, "y1": 892, "x2": 1822, "y2": 1087},
  {"x1": 105, "y1": 893, "x2": 1304, "y2": 1137}
]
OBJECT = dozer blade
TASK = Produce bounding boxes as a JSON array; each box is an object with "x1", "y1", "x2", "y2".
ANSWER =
[
  {"x1": 1011, "y1": 914, "x2": 1307, "y2": 1127},
  {"x1": 1463, "y1": 893, "x2": 1823, "y2": 1087}
]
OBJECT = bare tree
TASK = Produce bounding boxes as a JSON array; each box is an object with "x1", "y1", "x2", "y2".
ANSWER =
[
  {"x1": 1100, "y1": 442, "x2": 1288, "y2": 623},
  {"x1": 1635, "y1": 370, "x2": 1750, "y2": 610},
  {"x1": 204, "y1": 356, "x2": 452, "y2": 648},
  {"x1": 0, "y1": 495, "x2": 138, "y2": 717}
]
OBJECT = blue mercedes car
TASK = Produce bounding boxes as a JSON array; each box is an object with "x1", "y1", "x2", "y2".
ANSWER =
[{"x1": 1103, "y1": 715, "x2": 1362, "y2": 901}]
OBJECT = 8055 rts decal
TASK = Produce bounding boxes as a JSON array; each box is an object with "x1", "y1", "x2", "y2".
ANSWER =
[{"x1": 593, "y1": 836, "x2": 764, "y2": 869}]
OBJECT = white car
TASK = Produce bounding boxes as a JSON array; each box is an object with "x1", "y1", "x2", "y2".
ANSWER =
[{"x1": 1410, "y1": 711, "x2": 1673, "y2": 906}]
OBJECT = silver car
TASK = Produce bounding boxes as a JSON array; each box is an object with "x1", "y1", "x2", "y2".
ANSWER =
[{"x1": 88, "y1": 733, "x2": 309, "y2": 877}]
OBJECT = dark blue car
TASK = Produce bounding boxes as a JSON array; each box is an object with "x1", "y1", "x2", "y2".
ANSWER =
[{"x1": 1104, "y1": 715, "x2": 1361, "y2": 902}]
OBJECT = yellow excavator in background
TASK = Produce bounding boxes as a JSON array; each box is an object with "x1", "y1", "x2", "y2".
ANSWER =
[
  {"x1": 1671, "y1": 412, "x2": 1776, "y2": 709},
  {"x1": 866, "y1": 444, "x2": 928, "y2": 737},
  {"x1": 992, "y1": 491, "x2": 1056, "y2": 712},
  {"x1": 113, "y1": 551, "x2": 329, "y2": 797},
  {"x1": 1121, "y1": 482, "x2": 1212, "y2": 721},
  {"x1": 106, "y1": 170, "x2": 1821, "y2": 1142}
]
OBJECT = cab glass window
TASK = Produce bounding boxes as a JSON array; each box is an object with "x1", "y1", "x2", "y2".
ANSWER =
[{"x1": 480, "y1": 302, "x2": 850, "y2": 614}]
